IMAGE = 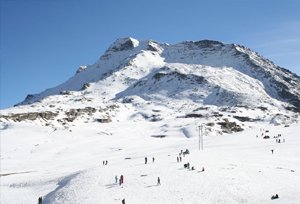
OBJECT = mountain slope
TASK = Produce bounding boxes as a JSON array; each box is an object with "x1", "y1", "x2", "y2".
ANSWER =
[{"x1": 17, "y1": 37, "x2": 300, "y2": 111}]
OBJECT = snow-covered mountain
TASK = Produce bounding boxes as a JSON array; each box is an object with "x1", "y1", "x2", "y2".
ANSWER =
[
  {"x1": 17, "y1": 37, "x2": 300, "y2": 109},
  {"x1": 1, "y1": 37, "x2": 300, "y2": 204},
  {"x1": 1, "y1": 37, "x2": 299, "y2": 130}
]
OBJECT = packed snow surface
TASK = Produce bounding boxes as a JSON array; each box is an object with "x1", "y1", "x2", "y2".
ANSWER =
[{"x1": 1, "y1": 119, "x2": 300, "y2": 204}]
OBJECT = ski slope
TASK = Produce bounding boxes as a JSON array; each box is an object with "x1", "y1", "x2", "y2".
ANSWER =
[{"x1": 1, "y1": 119, "x2": 300, "y2": 204}]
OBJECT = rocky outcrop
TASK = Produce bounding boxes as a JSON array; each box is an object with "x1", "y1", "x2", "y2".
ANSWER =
[
  {"x1": 217, "y1": 119, "x2": 243, "y2": 133},
  {"x1": 64, "y1": 107, "x2": 96, "y2": 122},
  {"x1": 0, "y1": 111, "x2": 58, "y2": 122}
]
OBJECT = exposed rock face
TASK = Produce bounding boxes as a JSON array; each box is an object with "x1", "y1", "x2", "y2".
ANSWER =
[
  {"x1": 217, "y1": 119, "x2": 243, "y2": 133},
  {"x1": 95, "y1": 118, "x2": 112, "y2": 123},
  {"x1": 64, "y1": 107, "x2": 97, "y2": 122},
  {"x1": 107, "y1": 37, "x2": 139, "y2": 52},
  {"x1": 0, "y1": 111, "x2": 58, "y2": 122}
]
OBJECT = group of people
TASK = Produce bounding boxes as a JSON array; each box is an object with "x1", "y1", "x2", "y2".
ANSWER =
[
  {"x1": 115, "y1": 175, "x2": 124, "y2": 185},
  {"x1": 274, "y1": 133, "x2": 285, "y2": 143},
  {"x1": 144, "y1": 156, "x2": 155, "y2": 164}
]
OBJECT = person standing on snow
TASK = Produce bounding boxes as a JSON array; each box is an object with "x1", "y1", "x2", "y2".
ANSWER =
[
  {"x1": 157, "y1": 177, "x2": 161, "y2": 185},
  {"x1": 115, "y1": 176, "x2": 118, "y2": 183},
  {"x1": 145, "y1": 157, "x2": 148, "y2": 164},
  {"x1": 120, "y1": 175, "x2": 124, "y2": 184},
  {"x1": 38, "y1": 196, "x2": 43, "y2": 204}
]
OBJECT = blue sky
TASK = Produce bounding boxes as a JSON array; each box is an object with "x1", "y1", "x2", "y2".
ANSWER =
[{"x1": 1, "y1": 0, "x2": 300, "y2": 109}]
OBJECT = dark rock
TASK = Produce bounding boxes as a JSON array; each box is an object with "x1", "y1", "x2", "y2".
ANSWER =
[
  {"x1": 185, "y1": 113, "x2": 203, "y2": 118},
  {"x1": 95, "y1": 118, "x2": 112, "y2": 123},
  {"x1": 60, "y1": 91, "x2": 71, "y2": 95},
  {"x1": 81, "y1": 83, "x2": 90, "y2": 90},
  {"x1": 217, "y1": 119, "x2": 243, "y2": 133},
  {"x1": 206, "y1": 122, "x2": 215, "y2": 126},
  {"x1": 233, "y1": 116, "x2": 260, "y2": 122},
  {"x1": 151, "y1": 135, "x2": 167, "y2": 138}
]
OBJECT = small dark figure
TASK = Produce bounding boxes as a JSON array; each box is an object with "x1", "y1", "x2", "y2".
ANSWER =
[
  {"x1": 122, "y1": 198, "x2": 126, "y2": 204},
  {"x1": 115, "y1": 175, "x2": 118, "y2": 183},
  {"x1": 38, "y1": 196, "x2": 43, "y2": 204},
  {"x1": 103, "y1": 161, "x2": 105, "y2": 165},
  {"x1": 271, "y1": 149, "x2": 274, "y2": 154},
  {"x1": 157, "y1": 177, "x2": 161, "y2": 185},
  {"x1": 179, "y1": 156, "x2": 182, "y2": 162},
  {"x1": 177, "y1": 157, "x2": 179, "y2": 163},
  {"x1": 191, "y1": 166, "x2": 195, "y2": 170},
  {"x1": 152, "y1": 157, "x2": 155, "y2": 163},
  {"x1": 271, "y1": 194, "x2": 279, "y2": 200},
  {"x1": 278, "y1": 139, "x2": 281, "y2": 143},
  {"x1": 105, "y1": 160, "x2": 108, "y2": 165},
  {"x1": 145, "y1": 157, "x2": 148, "y2": 164},
  {"x1": 202, "y1": 167, "x2": 205, "y2": 172},
  {"x1": 187, "y1": 162, "x2": 190, "y2": 169},
  {"x1": 183, "y1": 149, "x2": 190, "y2": 156},
  {"x1": 120, "y1": 175, "x2": 124, "y2": 184}
]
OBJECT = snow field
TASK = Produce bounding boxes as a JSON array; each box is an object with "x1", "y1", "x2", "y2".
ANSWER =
[{"x1": 1, "y1": 120, "x2": 300, "y2": 204}]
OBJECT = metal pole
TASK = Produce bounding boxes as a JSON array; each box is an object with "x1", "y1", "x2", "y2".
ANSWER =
[
  {"x1": 201, "y1": 124, "x2": 204, "y2": 150},
  {"x1": 198, "y1": 124, "x2": 203, "y2": 151},
  {"x1": 198, "y1": 125, "x2": 200, "y2": 151}
]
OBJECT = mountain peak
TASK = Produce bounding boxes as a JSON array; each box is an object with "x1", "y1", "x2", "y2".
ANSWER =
[{"x1": 106, "y1": 37, "x2": 139, "y2": 52}]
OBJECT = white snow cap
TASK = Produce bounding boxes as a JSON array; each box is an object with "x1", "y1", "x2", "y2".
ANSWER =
[{"x1": 107, "y1": 37, "x2": 139, "y2": 52}]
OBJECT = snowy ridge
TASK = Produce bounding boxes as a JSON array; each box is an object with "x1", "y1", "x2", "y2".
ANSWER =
[{"x1": 16, "y1": 37, "x2": 300, "y2": 110}]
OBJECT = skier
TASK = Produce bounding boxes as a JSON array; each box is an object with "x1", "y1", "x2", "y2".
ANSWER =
[
  {"x1": 177, "y1": 157, "x2": 179, "y2": 163},
  {"x1": 145, "y1": 157, "x2": 148, "y2": 164},
  {"x1": 105, "y1": 160, "x2": 108, "y2": 165},
  {"x1": 179, "y1": 156, "x2": 182, "y2": 162},
  {"x1": 38, "y1": 196, "x2": 43, "y2": 204},
  {"x1": 122, "y1": 198, "x2": 126, "y2": 204},
  {"x1": 115, "y1": 175, "x2": 118, "y2": 184},
  {"x1": 157, "y1": 177, "x2": 161, "y2": 185},
  {"x1": 202, "y1": 167, "x2": 205, "y2": 172},
  {"x1": 271, "y1": 149, "x2": 274, "y2": 154},
  {"x1": 152, "y1": 157, "x2": 155, "y2": 163}
]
